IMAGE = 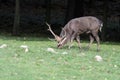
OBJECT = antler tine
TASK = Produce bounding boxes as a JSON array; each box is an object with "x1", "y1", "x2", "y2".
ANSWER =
[
  {"x1": 46, "y1": 22, "x2": 57, "y2": 37},
  {"x1": 46, "y1": 22, "x2": 51, "y2": 31}
]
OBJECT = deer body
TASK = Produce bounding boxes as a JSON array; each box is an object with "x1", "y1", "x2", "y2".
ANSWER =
[{"x1": 47, "y1": 16, "x2": 103, "y2": 51}]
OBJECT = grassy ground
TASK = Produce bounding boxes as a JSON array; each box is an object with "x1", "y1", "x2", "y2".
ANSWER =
[{"x1": 0, "y1": 35, "x2": 120, "y2": 80}]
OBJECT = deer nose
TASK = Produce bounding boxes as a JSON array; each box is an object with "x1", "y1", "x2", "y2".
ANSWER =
[{"x1": 57, "y1": 44, "x2": 62, "y2": 48}]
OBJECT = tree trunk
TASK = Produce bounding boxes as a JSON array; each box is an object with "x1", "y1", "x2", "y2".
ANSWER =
[
  {"x1": 65, "y1": 0, "x2": 75, "y2": 24},
  {"x1": 74, "y1": 0, "x2": 84, "y2": 17},
  {"x1": 45, "y1": 0, "x2": 51, "y2": 23},
  {"x1": 65, "y1": 0, "x2": 84, "y2": 24},
  {"x1": 102, "y1": 0, "x2": 109, "y2": 41},
  {"x1": 13, "y1": 0, "x2": 20, "y2": 36}
]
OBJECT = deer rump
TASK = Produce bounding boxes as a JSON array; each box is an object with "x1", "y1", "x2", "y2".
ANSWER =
[{"x1": 47, "y1": 16, "x2": 103, "y2": 51}]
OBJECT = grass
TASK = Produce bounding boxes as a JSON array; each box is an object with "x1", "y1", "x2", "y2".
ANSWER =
[{"x1": 0, "y1": 35, "x2": 120, "y2": 80}]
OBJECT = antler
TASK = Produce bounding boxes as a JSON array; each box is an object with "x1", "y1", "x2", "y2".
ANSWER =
[
  {"x1": 46, "y1": 22, "x2": 62, "y2": 42},
  {"x1": 46, "y1": 22, "x2": 57, "y2": 37}
]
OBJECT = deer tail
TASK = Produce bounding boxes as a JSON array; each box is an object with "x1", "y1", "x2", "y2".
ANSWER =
[{"x1": 99, "y1": 20, "x2": 103, "y2": 32}]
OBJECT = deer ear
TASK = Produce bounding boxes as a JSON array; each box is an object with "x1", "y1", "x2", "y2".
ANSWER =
[
  {"x1": 61, "y1": 27, "x2": 64, "y2": 30},
  {"x1": 61, "y1": 28, "x2": 65, "y2": 34}
]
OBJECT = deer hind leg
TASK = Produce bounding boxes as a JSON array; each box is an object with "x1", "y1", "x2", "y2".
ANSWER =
[
  {"x1": 87, "y1": 34, "x2": 94, "y2": 49},
  {"x1": 92, "y1": 32, "x2": 100, "y2": 51},
  {"x1": 75, "y1": 35, "x2": 81, "y2": 49}
]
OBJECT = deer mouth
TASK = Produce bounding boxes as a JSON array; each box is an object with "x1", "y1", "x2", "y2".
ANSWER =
[
  {"x1": 57, "y1": 37, "x2": 67, "y2": 48},
  {"x1": 57, "y1": 43, "x2": 63, "y2": 48}
]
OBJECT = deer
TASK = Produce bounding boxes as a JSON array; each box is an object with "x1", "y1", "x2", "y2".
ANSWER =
[{"x1": 46, "y1": 16, "x2": 103, "y2": 51}]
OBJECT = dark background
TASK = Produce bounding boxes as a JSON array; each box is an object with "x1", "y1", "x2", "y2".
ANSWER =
[{"x1": 0, "y1": 0, "x2": 120, "y2": 41}]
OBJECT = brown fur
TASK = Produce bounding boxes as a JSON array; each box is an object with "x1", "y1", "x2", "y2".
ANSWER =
[{"x1": 58, "y1": 16, "x2": 103, "y2": 51}]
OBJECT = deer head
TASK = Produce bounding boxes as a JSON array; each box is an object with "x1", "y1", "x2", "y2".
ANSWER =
[
  {"x1": 46, "y1": 22, "x2": 67, "y2": 48},
  {"x1": 57, "y1": 28, "x2": 68, "y2": 48},
  {"x1": 57, "y1": 37, "x2": 68, "y2": 48}
]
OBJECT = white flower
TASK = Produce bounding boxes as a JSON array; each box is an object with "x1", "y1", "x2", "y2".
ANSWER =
[
  {"x1": 20, "y1": 45, "x2": 28, "y2": 48},
  {"x1": 95, "y1": 55, "x2": 103, "y2": 62},
  {"x1": 61, "y1": 52, "x2": 68, "y2": 54},
  {"x1": 114, "y1": 65, "x2": 117, "y2": 68},
  {"x1": 25, "y1": 48, "x2": 29, "y2": 52},
  {"x1": 47, "y1": 48, "x2": 57, "y2": 53},
  {"x1": 0, "y1": 44, "x2": 7, "y2": 48},
  {"x1": 20, "y1": 45, "x2": 29, "y2": 52}
]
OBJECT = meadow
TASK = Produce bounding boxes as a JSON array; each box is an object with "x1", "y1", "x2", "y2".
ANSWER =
[{"x1": 0, "y1": 35, "x2": 120, "y2": 80}]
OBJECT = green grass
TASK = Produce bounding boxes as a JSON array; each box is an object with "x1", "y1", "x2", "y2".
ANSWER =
[{"x1": 0, "y1": 35, "x2": 120, "y2": 80}]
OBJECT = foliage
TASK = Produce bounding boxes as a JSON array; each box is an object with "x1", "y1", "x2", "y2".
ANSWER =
[{"x1": 0, "y1": 35, "x2": 120, "y2": 80}]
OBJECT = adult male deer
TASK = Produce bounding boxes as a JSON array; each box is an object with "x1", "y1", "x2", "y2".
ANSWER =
[{"x1": 46, "y1": 16, "x2": 103, "y2": 51}]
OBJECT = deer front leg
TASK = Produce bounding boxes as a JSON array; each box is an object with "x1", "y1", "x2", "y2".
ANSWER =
[
  {"x1": 68, "y1": 33, "x2": 76, "y2": 49},
  {"x1": 68, "y1": 35, "x2": 74, "y2": 49}
]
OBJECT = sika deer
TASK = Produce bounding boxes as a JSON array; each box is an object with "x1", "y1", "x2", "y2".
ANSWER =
[{"x1": 46, "y1": 16, "x2": 103, "y2": 51}]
